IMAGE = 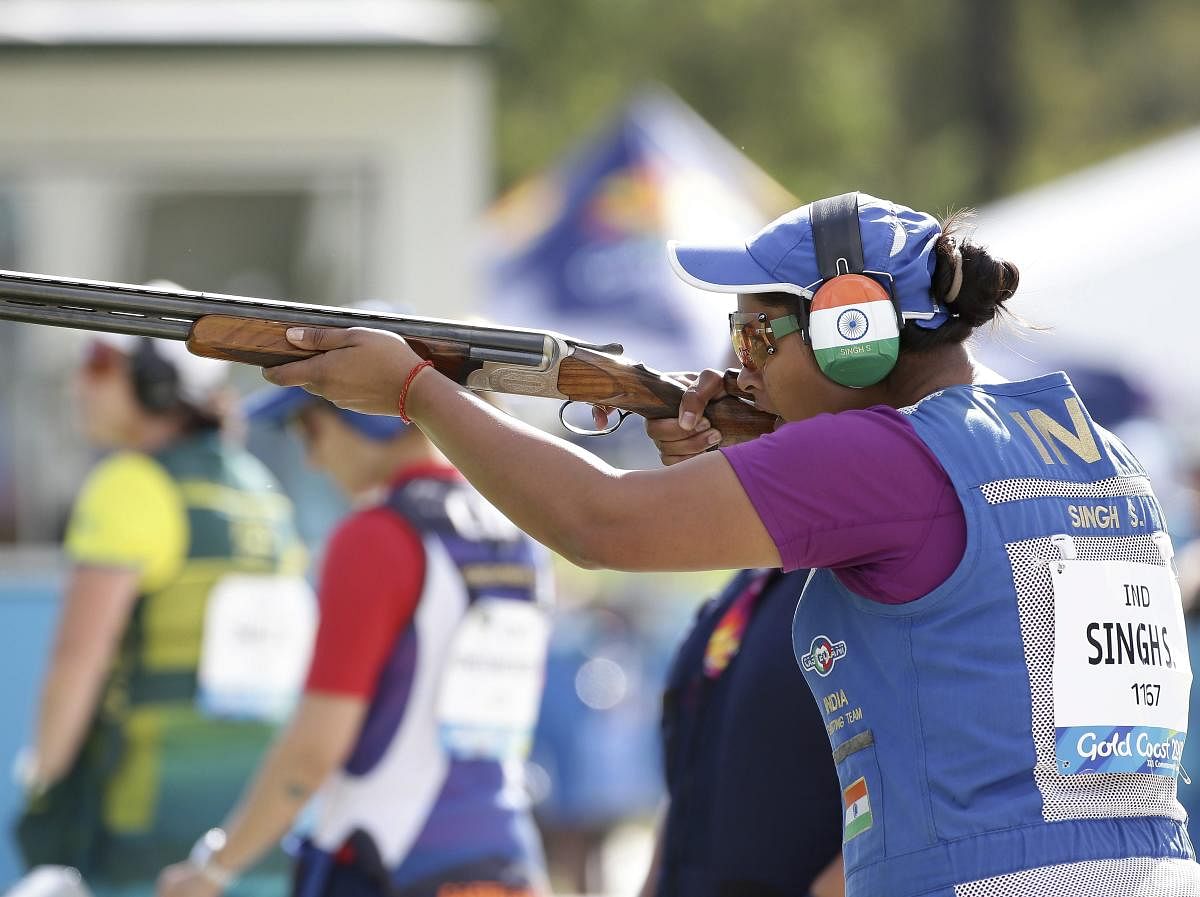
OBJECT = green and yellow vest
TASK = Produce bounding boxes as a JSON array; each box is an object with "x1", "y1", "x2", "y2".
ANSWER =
[{"x1": 20, "y1": 432, "x2": 308, "y2": 892}]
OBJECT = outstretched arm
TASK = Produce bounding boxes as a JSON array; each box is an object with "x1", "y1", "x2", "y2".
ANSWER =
[
  {"x1": 29, "y1": 566, "x2": 140, "y2": 788},
  {"x1": 263, "y1": 327, "x2": 779, "y2": 573},
  {"x1": 156, "y1": 693, "x2": 365, "y2": 897}
]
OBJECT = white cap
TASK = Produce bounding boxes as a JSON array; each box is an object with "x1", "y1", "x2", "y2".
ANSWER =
[{"x1": 91, "y1": 281, "x2": 228, "y2": 408}]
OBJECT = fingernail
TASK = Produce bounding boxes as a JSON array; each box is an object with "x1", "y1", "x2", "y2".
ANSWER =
[
  {"x1": 286, "y1": 328, "x2": 304, "y2": 342},
  {"x1": 707, "y1": 431, "x2": 722, "y2": 445},
  {"x1": 695, "y1": 418, "x2": 711, "y2": 432},
  {"x1": 680, "y1": 411, "x2": 697, "y2": 431}
]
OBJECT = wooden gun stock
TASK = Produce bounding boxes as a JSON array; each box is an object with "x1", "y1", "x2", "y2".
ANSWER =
[
  {"x1": 188, "y1": 316, "x2": 777, "y2": 446},
  {"x1": 557, "y1": 347, "x2": 775, "y2": 445}
]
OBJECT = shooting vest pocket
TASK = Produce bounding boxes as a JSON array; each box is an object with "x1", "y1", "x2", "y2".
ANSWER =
[{"x1": 833, "y1": 729, "x2": 885, "y2": 869}]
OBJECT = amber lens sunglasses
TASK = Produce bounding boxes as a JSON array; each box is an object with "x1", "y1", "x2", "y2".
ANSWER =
[{"x1": 728, "y1": 311, "x2": 803, "y2": 370}]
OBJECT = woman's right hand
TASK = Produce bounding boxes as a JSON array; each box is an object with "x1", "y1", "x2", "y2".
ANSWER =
[{"x1": 645, "y1": 368, "x2": 732, "y2": 466}]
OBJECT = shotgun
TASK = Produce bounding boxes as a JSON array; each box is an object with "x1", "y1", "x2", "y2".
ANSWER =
[{"x1": 0, "y1": 268, "x2": 773, "y2": 445}]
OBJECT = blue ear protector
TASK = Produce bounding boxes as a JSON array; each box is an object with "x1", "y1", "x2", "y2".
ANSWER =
[
  {"x1": 806, "y1": 193, "x2": 904, "y2": 388},
  {"x1": 130, "y1": 338, "x2": 182, "y2": 413}
]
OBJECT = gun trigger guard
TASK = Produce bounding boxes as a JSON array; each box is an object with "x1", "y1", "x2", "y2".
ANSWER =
[{"x1": 558, "y1": 401, "x2": 629, "y2": 437}]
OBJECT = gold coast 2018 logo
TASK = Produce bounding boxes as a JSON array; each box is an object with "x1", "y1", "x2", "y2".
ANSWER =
[{"x1": 801, "y1": 635, "x2": 847, "y2": 677}]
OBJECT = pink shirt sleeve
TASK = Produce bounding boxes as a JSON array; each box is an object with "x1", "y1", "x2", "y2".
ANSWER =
[{"x1": 720, "y1": 406, "x2": 966, "y2": 604}]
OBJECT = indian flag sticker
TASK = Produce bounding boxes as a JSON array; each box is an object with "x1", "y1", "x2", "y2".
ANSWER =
[
  {"x1": 842, "y1": 776, "x2": 873, "y2": 842},
  {"x1": 808, "y1": 278, "x2": 899, "y2": 388}
]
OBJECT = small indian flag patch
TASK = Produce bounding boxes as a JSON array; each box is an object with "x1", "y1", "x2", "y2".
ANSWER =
[{"x1": 842, "y1": 776, "x2": 873, "y2": 842}]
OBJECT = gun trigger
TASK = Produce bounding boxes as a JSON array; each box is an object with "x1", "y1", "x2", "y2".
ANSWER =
[{"x1": 558, "y1": 401, "x2": 629, "y2": 437}]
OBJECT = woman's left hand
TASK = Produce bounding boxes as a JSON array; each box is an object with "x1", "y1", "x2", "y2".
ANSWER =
[
  {"x1": 156, "y1": 862, "x2": 222, "y2": 897},
  {"x1": 263, "y1": 327, "x2": 424, "y2": 415}
]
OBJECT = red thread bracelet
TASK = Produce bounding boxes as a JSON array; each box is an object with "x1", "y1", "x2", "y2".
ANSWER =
[{"x1": 397, "y1": 360, "x2": 434, "y2": 424}]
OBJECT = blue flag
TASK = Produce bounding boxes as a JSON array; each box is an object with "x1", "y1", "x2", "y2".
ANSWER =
[{"x1": 484, "y1": 87, "x2": 792, "y2": 373}]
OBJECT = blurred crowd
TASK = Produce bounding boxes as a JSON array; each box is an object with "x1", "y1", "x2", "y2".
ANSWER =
[{"x1": 1, "y1": 331, "x2": 691, "y2": 897}]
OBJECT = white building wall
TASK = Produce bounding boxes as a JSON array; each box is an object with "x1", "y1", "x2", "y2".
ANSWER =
[{"x1": 0, "y1": 38, "x2": 492, "y2": 539}]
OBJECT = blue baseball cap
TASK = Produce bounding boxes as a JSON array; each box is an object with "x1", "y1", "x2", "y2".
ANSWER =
[
  {"x1": 667, "y1": 193, "x2": 949, "y2": 329},
  {"x1": 244, "y1": 386, "x2": 409, "y2": 441}
]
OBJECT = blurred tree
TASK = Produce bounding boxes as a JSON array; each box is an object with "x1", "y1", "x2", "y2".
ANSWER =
[
  {"x1": 959, "y1": 0, "x2": 1022, "y2": 200},
  {"x1": 491, "y1": 0, "x2": 1200, "y2": 210}
]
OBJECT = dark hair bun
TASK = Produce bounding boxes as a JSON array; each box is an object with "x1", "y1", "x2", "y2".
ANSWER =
[
  {"x1": 909, "y1": 209, "x2": 1019, "y2": 349},
  {"x1": 952, "y1": 238, "x2": 1019, "y2": 328}
]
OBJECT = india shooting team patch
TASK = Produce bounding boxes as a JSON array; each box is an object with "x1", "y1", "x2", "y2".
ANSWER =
[{"x1": 842, "y1": 777, "x2": 873, "y2": 842}]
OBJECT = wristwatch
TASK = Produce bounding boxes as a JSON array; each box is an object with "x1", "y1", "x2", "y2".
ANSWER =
[
  {"x1": 188, "y1": 828, "x2": 238, "y2": 889},
  {"x1": 12, "y1": 747, "x2": 48, "y2": 799}
]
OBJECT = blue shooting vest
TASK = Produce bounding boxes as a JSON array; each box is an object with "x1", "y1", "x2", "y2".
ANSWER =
[
  {"x1": 299, "y1": 475, "x2": 550, "y2": 897},
  {"x1": 794, "y1": 373, "x2": 1200, "y2": 897}
]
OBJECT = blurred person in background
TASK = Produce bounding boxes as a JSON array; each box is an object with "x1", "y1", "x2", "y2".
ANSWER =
[
  {"x1": 157, "y1": 388, "x2": 553, "y2": 897},
  {"x1": 265, "y1": 191, "x2": 1200, "y2": 895},
  {"x1": 530, "y1": 601, "x2": 665, "y2": 894},
  {"x1": 15, "y1": 332, "x2": 308, "y2": 897},
  {"x1": 640, "y1": 566, "x2": 842, "y2": 897}
]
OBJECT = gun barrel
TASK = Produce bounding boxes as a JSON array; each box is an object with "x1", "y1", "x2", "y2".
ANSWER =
[
  {"x1": 0, "y1": 268, "x2": 615, "y2": 366},
  {"x1": 0, "y1": 298, "x2": 193, "y2": 339}
]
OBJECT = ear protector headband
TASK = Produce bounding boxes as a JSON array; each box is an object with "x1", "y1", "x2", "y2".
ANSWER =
[
  {"x1": 806, "y1": 193, "x2": 902, "y2": 388},
  {"x1": 130, "y1": 337, "x2": 183, "y2": 413}
]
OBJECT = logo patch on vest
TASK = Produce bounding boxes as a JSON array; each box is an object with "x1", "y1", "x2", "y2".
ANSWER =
[
  {"x1": 801, "y1": 635, "x2": 847, "y2": 677},
  {"x1": 842, "y1": 776, "x2": 873, "y2": 841}
]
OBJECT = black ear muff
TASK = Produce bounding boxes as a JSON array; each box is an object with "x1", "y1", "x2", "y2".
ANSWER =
[
  {"x1": 806, "y1": 193, "x2": 902, "y2": 388},
  {"x1": 130, "y1": 338, "x2": 181, "y2": 413}
]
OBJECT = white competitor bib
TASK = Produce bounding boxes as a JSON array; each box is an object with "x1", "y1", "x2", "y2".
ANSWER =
[
  {"x1": 437, "y1": 597, "x2": 550, "y2": 761},
  {"x1": 1051, "y1": 536, "x2": 1191, "y2": 777},
  {"x1": 197, "y1": 574, "x2": 317, "y2": 722}
]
